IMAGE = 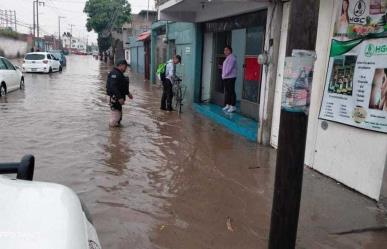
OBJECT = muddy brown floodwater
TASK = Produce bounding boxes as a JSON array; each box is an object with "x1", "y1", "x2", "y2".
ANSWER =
[{"x1": 1, "y1": 56, "x2": 386, "y2": 249}]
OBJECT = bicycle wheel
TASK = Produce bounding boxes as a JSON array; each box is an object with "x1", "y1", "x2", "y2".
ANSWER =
[{"x1": 175, "y1": 86, "x2": 182, "y2": 114}]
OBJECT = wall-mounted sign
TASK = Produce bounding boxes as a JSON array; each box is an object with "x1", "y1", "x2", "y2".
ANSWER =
[
  {"x1": 319, "y1": 0, "x2": 387, "y2": 133},
  {"x1": 185, "y1": 46, "x2": 191, "y2": 54}
]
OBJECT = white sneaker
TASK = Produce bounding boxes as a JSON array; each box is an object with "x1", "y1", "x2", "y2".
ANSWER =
[
  {"x1": 227, "y1": 106, "x2": 237, "y2": 113},
  {"x1": 222, "y1": 105, "x2": 230, "y2": 111}
]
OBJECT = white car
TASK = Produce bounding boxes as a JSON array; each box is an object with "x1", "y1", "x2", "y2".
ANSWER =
[
  {"x1": 22, "y1": 52, "x2": 62, "y2": 74},
  {"x1": 0, "y1": 156, "x2": 102, "y2": 249},
  {"x1": 0, "y1": 56, "x2": 24, "y2": 97}
]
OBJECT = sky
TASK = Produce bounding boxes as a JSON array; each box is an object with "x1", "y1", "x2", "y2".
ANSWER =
[{"x1": 0, "y1": 0, "x2": 155, "y2": 43}]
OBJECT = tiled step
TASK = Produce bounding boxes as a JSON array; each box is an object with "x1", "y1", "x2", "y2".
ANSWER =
[{"x1": 193, "y1": 103, "x2": 258, "y2": 142}]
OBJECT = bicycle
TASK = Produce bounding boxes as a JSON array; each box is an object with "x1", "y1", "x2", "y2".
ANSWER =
[{"x1": 172, "y1": 77, "x2": 187, "y2": 114}]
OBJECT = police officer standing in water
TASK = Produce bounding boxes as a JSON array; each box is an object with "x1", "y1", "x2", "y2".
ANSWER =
[{"x1": 106, "y1": 60, "x2": 133, "y2": 127}]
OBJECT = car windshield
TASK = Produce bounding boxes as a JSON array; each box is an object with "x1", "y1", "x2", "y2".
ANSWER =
[
  {"x1": 25, "y1": 54, "x2": 45, "y2": 60},
  {"x1": 52, "y1": 53, "x2": 61, "y2": 59}
]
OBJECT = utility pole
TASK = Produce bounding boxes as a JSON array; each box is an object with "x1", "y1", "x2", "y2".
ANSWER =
[
  {"x1": 33, "y1": 1, "x2": 36, "y2": 37},
  {"x1": 146, "y1": 0, "x2": 149, "y2": 23},
  {"x1": 14, "y1": 10, "x2": 17, "y2": 32},
  {"x1": 0, "y1": 10, "x2": 3, "y2": 28},
  {"x1": 36, "y1": 1, "x2": 39, "y2": 37},
  {"x1": 5, "y1": 10, "x2": 8, "y2": 29},
  {"x1": 268, "y1": 0, "x2": 320, "y2": 249},
  {"x1": 58, "y1": 16, "x2": 65, "y2": 49},
  {"x1": 69, "y1": 24, "x2": 75, "y2": 53},
  {"x1": 36, "y1": 0, "x2": 45, "y2": 38}
]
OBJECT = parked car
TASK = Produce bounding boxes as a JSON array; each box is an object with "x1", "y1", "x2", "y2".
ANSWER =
[
  {"x1": 22, "y1": 52, "x2": 62, "y2": 74},
  {"x1": 0, "y1": 56, "x2": 24, "y2": 97},
  {"x1": 74, "y1": 51, "x2": 87, "y2": 56},
  {"x1": 0, "y1": 155, "x2": 102, "y2": 249},
  {"x1": 49, "y1": 50, "x2": 67, "y2": 67}
]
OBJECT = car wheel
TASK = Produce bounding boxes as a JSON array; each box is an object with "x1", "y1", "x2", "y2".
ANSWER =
[
  {"x1": 59, "y1": 66, "x2": 62, "y2": 72},
  {"x1": 20, "y1": 78, "x2": 25, "y2": 90},
  {"x1": 49, "y1": 67, "x2": 53, "y2": 73},
  {"x1": 0, "y1": 83, "x2": 7, "y2": 97}
]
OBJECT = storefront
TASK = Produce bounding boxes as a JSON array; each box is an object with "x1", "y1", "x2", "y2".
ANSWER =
[
  {"x1": 303, "y1": 0, "x2": 387, "y2": 200},
  {"x1": 201, "y1": 11, "x2": 267, "y2": 121},
  {"x1": 151, "y1": 21, "x2": 201, "y2": 104},
  {"x1": 159, "y1": 0, "x2": 281, "y2": 143},
  {"x1": 158, "y1": 0, "x2": 387, "y2": 200}
]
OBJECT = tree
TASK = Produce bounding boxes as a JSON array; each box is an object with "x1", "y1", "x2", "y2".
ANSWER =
[{"x1": 84, "y1": 0, "x2": 131, "y2": 52}]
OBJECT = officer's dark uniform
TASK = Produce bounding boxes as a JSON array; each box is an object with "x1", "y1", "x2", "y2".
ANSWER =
[{"x1": 106, "y1": 67, "x2": 129, "y2": 123}]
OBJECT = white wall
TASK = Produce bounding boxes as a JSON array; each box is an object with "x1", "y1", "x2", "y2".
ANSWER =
[
  {"x1": 305, "y1": 0, "x2": 387, "y2": 200},
  {"x1": 0, "y1": 36, "x2": 28, "y2": 58},
  {"x1": 160, "y1": 1, "x2": 269, "y2": 23},
  {"x1": 194, "y1": 2, "x2": 269, "y2": 23},
  {"x1": 270, "y1": 2, "x2": 290, "y2": 148},
  {"x1": 258, "y1": 2, "x2": 283, "y2": 144}
]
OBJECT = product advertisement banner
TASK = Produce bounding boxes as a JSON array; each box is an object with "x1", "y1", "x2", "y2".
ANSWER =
[{"x1": 319, "y1": 0, "x2": 387, "y2": 133}]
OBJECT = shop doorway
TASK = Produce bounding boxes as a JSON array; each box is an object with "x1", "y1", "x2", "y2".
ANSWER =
[
  {"x1": 211, "y1": 31, "x2": 232, "y2": 106},
  {"x1": 201, "y1": 32, "x2": 214, "y2": 102},
  {"x1": 240, "y1": 26, "x2": 265, "y2": 120},
  {"x1": 144, "y1": 40, "x2": 150, "y2": 80},
  {"x1": 203, "y1": 27, "x2": 264, "y2": 121},
  {"x1": 200, "y1": 10, "x2": 267, "y2": 121}
]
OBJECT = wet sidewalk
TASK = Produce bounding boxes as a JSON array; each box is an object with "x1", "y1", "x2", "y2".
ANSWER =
[
  {"x1": 122, "y1": 71, "x2": 387, "y2": 249},
  {"x1": 1, "y1": 56, "x2": 386, "y2": 249}
]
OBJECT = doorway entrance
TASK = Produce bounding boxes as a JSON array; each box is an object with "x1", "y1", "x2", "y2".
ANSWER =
[
  {"x1": 201, "y1": 11, "x2": 267, "y2": 121},
  {"x1": 211, "y1": 31, "x2": 232, "y2": 106},
  {"x1": 240, "y1": 26, "x2": 265, "y2": 120}
]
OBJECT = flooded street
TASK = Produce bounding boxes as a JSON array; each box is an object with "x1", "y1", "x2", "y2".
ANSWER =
[{"x1": 1, "y1": 56, "x2": 386, "y2": 249}]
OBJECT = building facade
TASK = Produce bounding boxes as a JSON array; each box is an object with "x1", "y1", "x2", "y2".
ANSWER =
[
  {"x1": 62, "y1": 34, "x2": 86, "y2": 53},
  {"x1": 151, "y1": 21, "x2": 201, "y2": 104},
  {"x1": 158, "y1": 0, "x2": 387, "y2": 201},
  {"x1": 124, "y1": 10, "x2": 157, "y2": 79}
]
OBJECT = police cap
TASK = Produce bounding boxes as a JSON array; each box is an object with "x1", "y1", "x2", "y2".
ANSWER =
[{"x1": 116, "y1": 59, "x2": 128, "y2": 67}]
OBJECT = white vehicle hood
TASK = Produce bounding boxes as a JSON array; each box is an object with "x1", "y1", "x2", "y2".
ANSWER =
[{"x1": 0, "y1": 176, "x2": 89, "y2": 249}]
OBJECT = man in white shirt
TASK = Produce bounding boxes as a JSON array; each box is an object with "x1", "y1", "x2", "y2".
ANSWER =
[{"x1": 161, "y1": 55, "x2": 181, "y2": 111}]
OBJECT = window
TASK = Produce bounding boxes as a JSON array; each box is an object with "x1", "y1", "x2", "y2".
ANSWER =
[
  {"x1": 53, "y1": 53, "x2": 61, "y2": 59},
  {"x1": 47, "y1": 54, "x2": 52, "y2": 59},
  {"x1": 2, "y1": 58, "x2": 15, "y2": 70},
  {"x1": 25, "y1": 54, "x2": 45, "y2": 60},
  {"x1": 0, "y1": 59, "x2": 7, "y2": 70}
]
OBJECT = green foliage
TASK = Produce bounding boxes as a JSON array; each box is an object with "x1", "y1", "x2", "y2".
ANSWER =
[
  {"x1": 0, "y1": 28, "x2": 19, "y2": 39},
  {"x1": 97, "y1": 34, "x2": 111, "y2": 52},
  {"x1": 84, "y1": 0, "x2": 131, "y2": 51}
]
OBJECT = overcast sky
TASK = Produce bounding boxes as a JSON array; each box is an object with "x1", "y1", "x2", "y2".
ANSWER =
[{"x1": 1, "y1": 0, "x2": 155, "y2": 43}]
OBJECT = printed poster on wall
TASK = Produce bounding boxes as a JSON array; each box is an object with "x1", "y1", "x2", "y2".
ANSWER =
[{"x1": 319, "y1": 0, "x2": 387, "y2": 133}]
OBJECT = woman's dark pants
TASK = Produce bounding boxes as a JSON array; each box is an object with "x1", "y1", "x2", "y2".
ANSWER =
[{"x1": 223, "y1": 77, "x2": 236, "y2": 106}]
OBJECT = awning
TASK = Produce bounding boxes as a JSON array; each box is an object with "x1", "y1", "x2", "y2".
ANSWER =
[
  {"x1": 137, "y1": 31, "x2": 151, "y2": 41},
  {"x1": 159, "y1": 0, "x2": 270, "y2": 22}
]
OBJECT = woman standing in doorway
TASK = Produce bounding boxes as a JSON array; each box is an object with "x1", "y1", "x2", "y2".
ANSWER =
[{"x1": 222, "y1": 46, "x2": 237, "y2": 113}]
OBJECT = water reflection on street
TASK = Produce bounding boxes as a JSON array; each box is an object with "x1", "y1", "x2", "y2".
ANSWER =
[{"x1": 1, "y1": 55, "x2": 386, "y2": 249}]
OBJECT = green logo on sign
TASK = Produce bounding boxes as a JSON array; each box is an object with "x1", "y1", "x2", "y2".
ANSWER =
[
  {"x1": 365, "y1": 44, "x2": 387, "y2": 57},
  {"x1": 365, "y1": 44, "x2": 375, "y2": 57}
]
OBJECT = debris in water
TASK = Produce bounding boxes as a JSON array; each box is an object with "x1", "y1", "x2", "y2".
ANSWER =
[
  {"x1": 248, "y1": 166, "x2": 261, "y2": 169},
  {"x1": 160, "y1": 225, "x2": 167, "y2": 231},
  {"x1": 226, "y1": 217, "x2": 234, "y2": 232}
]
